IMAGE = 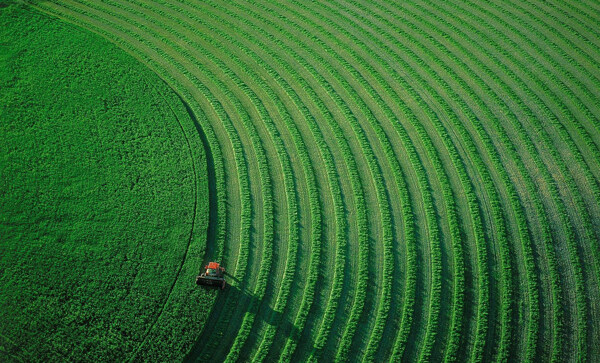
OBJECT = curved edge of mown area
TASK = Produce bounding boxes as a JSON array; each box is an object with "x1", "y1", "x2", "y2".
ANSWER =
[{"x1": 0, "y1": 2, "x2": 212, "y2": 361}]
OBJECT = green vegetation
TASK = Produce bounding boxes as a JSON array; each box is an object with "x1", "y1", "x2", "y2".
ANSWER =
[
  {"x1": 0, "y1": 3, "x2": 209, "y2": 361},
  {"x1": 2, "y1": 0, "x2": 600, "y2": 361}
]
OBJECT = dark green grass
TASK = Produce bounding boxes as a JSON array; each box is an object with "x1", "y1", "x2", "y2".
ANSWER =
[{"x1": 0, "y1": 3, "x2": 209, "y2": 361}]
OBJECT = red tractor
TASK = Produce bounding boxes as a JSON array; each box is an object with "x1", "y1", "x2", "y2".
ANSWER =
[{"x1": 196, "y1": 262, "x2": 226, "y2": 289}]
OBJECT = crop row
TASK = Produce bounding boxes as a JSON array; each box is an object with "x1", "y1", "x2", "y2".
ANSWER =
[
  {"x1": 377, "y1": 4, "x2": 523, "y2": 359},
  {"x1": 314, "y1": 0, "x2": 488, "y2": 360},
  {"x1": 368, "y1": 1, "x2": 545, "y2": 360},
  {"x1": 507, "y1": 0, "x2": 600, "y2": 122},
  {"x1": 396, "y1": 2, "x2": 548, "y2": 360},
  {"x1": 199, "y1": 7, "x2": 350, "y2": 361},
  {"x1": 328, "y1": 1, "x2": 495, "y2": 360},
  {"x1": 422, "y1": 0, "x2": 596, "y2": 358},
  {"x1": 290, "y1": 0, "x2": 592, "y2": 360},
  {"x1": 104, "y1": 4, "x2": 289, "y2": 360},
  {"x1": 48, "y1": 2, "x2": 464, "y2": 362},
  {"x1": 122, "y1": 2, "x2": 307, "y2": 359},
  {"x1": 143, "y1": 2, "x2": 326, "y2": 359},
  {"x1": 440, "y1": 1, "x2": 594, "y2": 359},
  {"x1": 247, "y1": 2, "x2": 468, "y2": 360},
  {"x1": 185, "y1": 0, "x2": 356, "y2": 357},
  {"x1": 36, "y1": 1, "x2": 600, "y2": 361},
  {"x1": 38, "y1": 4, "x2": 464, "y2": 362},
  {"x1": 224, "y1": 2, "x2": 411, "y2": 360},
  {"x1": 208, "y1": 3, "x2": 366, "y2": 361},
  {"x1": 285, "y1": 2, "x2": 468, "y2": 361},
  {"x1": 274, "y1": 2, "x2": 427, "y2": 360},
  {"x1": 230, "y1": 4, "x2": 378, "y2": 361},
  {"x1": 196, "y1": 3, "x2": 350, "y2": 360},
  {"x1": 482, "y1": 0, "x2": 600, "y2": 206},
  {"x1": 469, "y1": 0, "x2": 600, "y2": 213},
  {"x1": 368, "y1": 0, "x2": 592, "y2": 362},
  {"x1": 390, "y1": 0, "x2": 580, "y2": 362},
  {"x1": 305, "y1": 1, "x2": 472, "y2": 360},
  {"x1": 555, "y1": 0, "x2": 600, "y2": 39},
  {"x1": 490, "y1": 0, "x2": 600, "y2": 286},
  {"x1": 390, "y1": 1, "x2": 549, "y2": 360},
  {"x1": 130, "y1": 1, "x2": 326, "y2": 360},
  {"x1": 547, "y1": 0, "x2": 600, "y2": 55}
]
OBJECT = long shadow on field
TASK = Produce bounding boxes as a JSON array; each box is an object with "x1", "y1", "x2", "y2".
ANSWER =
[
  {"x1": 186, "y1": 282, "x2": 302, "y2": 361},
  {"x1": 174, "y1": 90, "x2": 219, "y2": 265},
  {"x1": 171, "y1": 88, "x2": 302, "y2": 360},
  {"x1": 171, "y1": 86, "x2": 227, "y2": 358}
]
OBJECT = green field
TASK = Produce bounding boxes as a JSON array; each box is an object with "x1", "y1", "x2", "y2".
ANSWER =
[
  {"x1": 0, "y1": 3, "x2": 210, "y2": 361},
  {"x1": 1, "y1": 0, "x2": 599, "y2": 361}
]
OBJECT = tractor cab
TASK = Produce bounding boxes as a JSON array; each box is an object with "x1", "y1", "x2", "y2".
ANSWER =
[
  {"x1": 206, "y1": 268, "x2": 218, "y2": 276},
  {"x1": 205, "y1": 262, "x2": 220, "y2": 276},
  {"x1": 196, "y1": 262, "x2": 226, "y2": 289}
]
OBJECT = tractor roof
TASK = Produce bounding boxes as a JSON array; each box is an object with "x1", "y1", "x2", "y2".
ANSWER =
[{"x1": 207, "y1": 262, "x2": 220, "y2": 269}]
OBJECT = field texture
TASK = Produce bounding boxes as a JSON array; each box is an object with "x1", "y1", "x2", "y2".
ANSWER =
[
  {"x1": 3, "y1": 0, "x2": 600, "y2": 361},
  {"x1": 0, "y1": 3, "x2": 209, "y2": 361}
]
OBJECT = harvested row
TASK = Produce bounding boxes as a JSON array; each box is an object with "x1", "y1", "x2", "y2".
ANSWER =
[
  {"x1": 367, "y1": 1, "x2": 551, "y2": 360},
  {"x1": 314, "y1": 2, "x2": 492, "y2": 362},
  {"x1": 252, "y1": 3, "x2": 405, "y2": 361},
  {"x1": 381, "y1": 2, "x2": 551, "y2": 360},
  {"x1": 430, "y1": 1, "x2": 599, "y2": 359},
  {"x1": 352, "y1": 2, "x2": 528, "y2": 361},
  {"x1": 384, "y1": 0, "x2": 584, "y2": 362},
  {"x1": 226, "y1": 4, "x2": 377, "y2": 362},
  {"x1": 225, "y1": 5, "x2": 426, "y2": 363},
  {"x1": 85, "y1": 3, "x2": 315, "y2": 361},
  {"x1": 184, "y1": 4, "x2": 353, "y2": 360},
  {"x1": 478, "y1": 0, "x2": 600, "y2": 245},
  {"x1": 281, "y1": 2, "x2": 467, "y2": 361},
  {"x1": 170, "y1": 3, "x2": 350, "y2": 360},
  {"x1": 131, "y1": 2, "x2": 326, "y2": 362},
  {"x1": 283, "y1": 2, "x2": 443, "y2": 360},
  {"x1": 396, "y1": 1, "x2": 596, "y2": 362},
  {"x1": 392, "y1": 2, "x2": 564, "y2": 360},
  {"x1": 202, "y1": 2, "x2": 370, "y2": 362},
  {"x1": 93, "y1": 1, "x2": 364, "y2": 362},
  {"x1": 492, "y1": 0, "x2": 600, "y2": 317}
]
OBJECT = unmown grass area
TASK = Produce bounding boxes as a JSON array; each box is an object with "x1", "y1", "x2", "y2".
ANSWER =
[{"x1": 0, "y1": 3, "x2": 209, "y2": 361}]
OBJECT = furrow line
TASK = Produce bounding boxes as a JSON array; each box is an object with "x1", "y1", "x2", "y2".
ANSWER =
[
  {"x1": 336, "y1": 2, "x2": 495, "y2": 360},
  {"x1": 285, "y1": 2, "x2": 466, "y2": 361}
]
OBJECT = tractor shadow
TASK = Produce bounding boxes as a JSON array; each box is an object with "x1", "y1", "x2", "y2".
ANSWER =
[
  {"x1": 175, "y1": 90, "x2": 303, "y2": 358},
  {"x1": 170, "y1": 85, "x2": 219, "y2": 265},
  {"x1": 188, "y1": 277, "x2": 302, "y2": 361}
]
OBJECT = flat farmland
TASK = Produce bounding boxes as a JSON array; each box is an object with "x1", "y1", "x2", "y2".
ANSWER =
[{"x1": 1, "y1": 0, "x2": 599, "y2": 362}]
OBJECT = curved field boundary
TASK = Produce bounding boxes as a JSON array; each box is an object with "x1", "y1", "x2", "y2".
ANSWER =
[
  {"x1": 176, "y1": 4, "x2": 354, "y2": 360},
  {"x1": 164, "y1": 2, "x2": 354, "y2": 362},
  {"x1": 13, "y1": 3, "x2": 219, "y2": 361},
  {"x1": 206, "y1": 4, "x2": 380, "y2": 362},
  {"x1": 33, "y1": 3, "x2": 247, "y2": 361},
  {"x1": 48, "y1": 2, "x2": 346, "y2": 363}
]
